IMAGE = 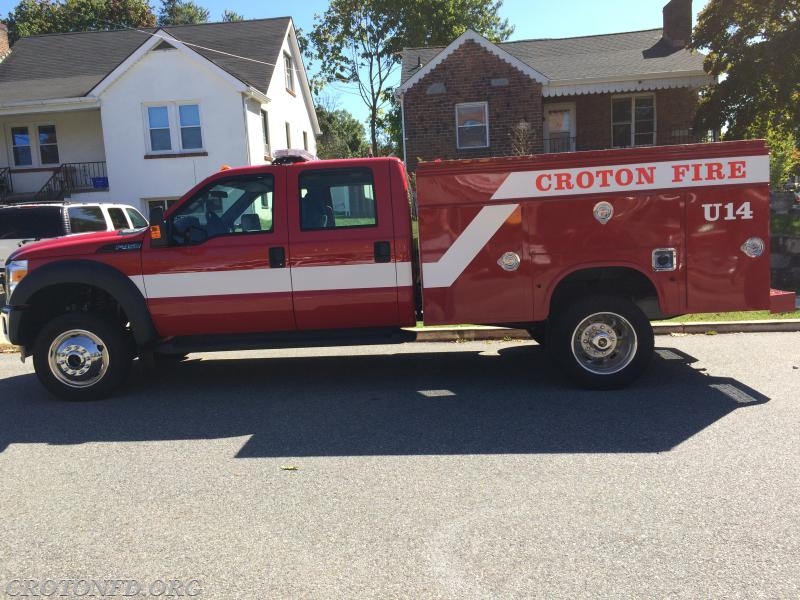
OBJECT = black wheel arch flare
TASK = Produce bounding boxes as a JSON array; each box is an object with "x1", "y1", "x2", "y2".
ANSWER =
[{"x1": 11, "y1": 259, "x2": 158, "y2": 347}]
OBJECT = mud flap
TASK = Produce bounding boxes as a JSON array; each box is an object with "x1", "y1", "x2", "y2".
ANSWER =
[{"x1": 769, "y1": 288, "x2": 797, "y2": 313}]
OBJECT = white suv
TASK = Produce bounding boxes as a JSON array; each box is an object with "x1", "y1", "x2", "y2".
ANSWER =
[{"x1": 1, "y1": 202, "x2": 148, "y2": 305}]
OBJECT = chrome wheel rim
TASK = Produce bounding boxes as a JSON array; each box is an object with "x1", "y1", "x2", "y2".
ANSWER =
[
  {"x1": 571, "y1": 312, "x2": 638, "y2": 375},
  {"x1": 48, "y1": 329, "x2": 109, "y2": 388}
]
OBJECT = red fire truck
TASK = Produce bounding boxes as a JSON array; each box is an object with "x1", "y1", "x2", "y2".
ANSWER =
[{"x1": 1, "y1": 140, "x2": 794, "y2": 399}]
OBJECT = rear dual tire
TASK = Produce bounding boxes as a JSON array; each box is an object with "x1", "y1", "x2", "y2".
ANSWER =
[{"x1": 549, "y1": 295, "x2": 653, "y2": 389}]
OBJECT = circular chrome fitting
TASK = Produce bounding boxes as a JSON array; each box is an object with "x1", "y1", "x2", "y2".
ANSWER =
[
  {"x1": 741, "y1": 237, "x2": 765, "y2": 258},
  {"x1": 498, "y1": 251, "x2": 521, "y2": 272},
  {"x1": 48, "y1": 329, "x2": 109, "y2": 389},
  {"x1": 593, "y1": 201, "x2": 614, "y2": 225}
]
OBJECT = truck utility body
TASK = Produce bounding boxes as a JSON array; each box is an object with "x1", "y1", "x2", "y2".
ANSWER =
[{"x1": 2, "y1": 140, "x2": 793, "y2": 399}]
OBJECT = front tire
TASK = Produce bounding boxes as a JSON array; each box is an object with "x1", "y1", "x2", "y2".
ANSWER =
[
  {"x1": 33, "y1": 314, "x2": 132, "y2": 401},
  {"x1": 550, "y1": 295, "x2": 653, "y2": 389}
]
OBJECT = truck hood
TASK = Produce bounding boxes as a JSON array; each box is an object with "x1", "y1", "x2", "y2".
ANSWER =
[{"x1": 6, "y1": 229, "x2": 148, "y2": 263}]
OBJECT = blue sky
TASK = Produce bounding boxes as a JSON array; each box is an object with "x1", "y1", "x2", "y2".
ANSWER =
[{"x1": 0, "y1": 0, "x2": 711, "y2": 124}]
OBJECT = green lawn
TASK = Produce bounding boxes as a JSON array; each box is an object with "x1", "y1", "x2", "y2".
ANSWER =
[
  {"x1": 335, "y1": 217, "x2": 376, "y2": 227},
  {"x1": 660, "y1": 310, "x2": 800, "y2": 323}
]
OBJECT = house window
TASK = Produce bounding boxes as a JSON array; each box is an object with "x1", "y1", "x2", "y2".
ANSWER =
[
  {"x1": 285, "y1": 122, "x2": 292, "y2": 148},
  {"x1": 11, "y1": 127, "x2": 32, "y2": 166},
  {"x1": 146, "y1": 198, "x2": 178, "y2": 218},
  {"x1": 38, "y1": 125, "x2": 60, "y2": 164},
  {"x1": 303, "y1": 131, "x2": 308, "y2": 151},
  {"x1": 10, "y1": 124, "x2": 60, "y2": 167},
  {"x1": 145, "y1": 103, "x2": 204, "y2": 154},
  {"x1": 284, "y1": 53, "x2": 295, "y2": 93},
  {"x1": 147, "y1": 106, "x2": 172, "y2": 151},
  {"x1": 612, "y1": 95, "x2": 655, "y2": 147},
  {"x1": 261, "y1": 110, "x2": 271, "y2": 155},
  {"x1": 544, "y1": 104, "x2": 575, "y2": 153},
  {"x1": 179, "y1": 104, "x2": 203, "y2": 149},
  {"x1": 455, "y1": 102, "x2": 489, "y2": 149}
]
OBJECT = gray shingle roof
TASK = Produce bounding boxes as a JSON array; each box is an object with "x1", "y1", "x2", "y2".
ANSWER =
[
  {"x1": 401, "y1": 29, "x2": 706, "y2": 87},
  {"x1": 0, "y1": 17, "x2": 291, "y2": 103}
]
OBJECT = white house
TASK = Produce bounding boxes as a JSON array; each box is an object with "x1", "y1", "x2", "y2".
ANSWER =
[{"x1": 0, "y1": 18, "x2": 320, "y2": 216}]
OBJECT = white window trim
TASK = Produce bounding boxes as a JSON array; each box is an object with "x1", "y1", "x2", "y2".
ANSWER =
[
  {"x1": 7, "y1": 122, "x2": 61, "y2": 168},
  {"x1": 455, "y1": 101, "x2": 489, "y2": 150},
  {"x1": 142, "y1": 101, "x2": 205, "y2": 155},
  {"x1": 261, "y1": 109, "x2": 271, "y2": 156},
  {"x1": 611, "y1": 93, "x2": 657, "y2": 148},
  {"x1": 284, "y1": 53, "x2": 295, "y2": 94},
  {"x1": 543, "y1": 102, "x2": 576, "y2": 153}
]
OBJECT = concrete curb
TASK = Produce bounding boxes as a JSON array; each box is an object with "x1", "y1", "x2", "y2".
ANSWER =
[
  {"x1": 0, "y1": 320, "x2": 798, "y2": 353},
  {"x1": 409, "y1": 320, "x2": 800, "y2": 342}
]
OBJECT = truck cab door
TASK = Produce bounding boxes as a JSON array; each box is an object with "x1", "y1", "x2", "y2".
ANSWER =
[
  {"x1": 286, "y1": 162, "x2": 402, "y2": 330},
  {"x1": 140, "y1": 169, "x2": 294, "y2": 337}
]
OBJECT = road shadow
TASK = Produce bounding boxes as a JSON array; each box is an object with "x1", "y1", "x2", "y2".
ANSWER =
[{"x1": 0, "y1": 343, "x2": 769, "y2": 456}]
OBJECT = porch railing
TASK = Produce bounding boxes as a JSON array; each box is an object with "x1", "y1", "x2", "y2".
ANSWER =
[
  {"x1": 31, "y1": 161, "x2": 108, "y2": 204},
  {"x1": 543, "y1": 137, "x2": 576, "y2": 153},
  {"x1": 0, "y1": 167, "x2": 12, "y2": 204},
  {"x1": 540, "y1": 131, "x2": 716, "y2": 155}
]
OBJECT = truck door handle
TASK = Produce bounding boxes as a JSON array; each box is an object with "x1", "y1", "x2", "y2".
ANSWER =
[
  {"x1": 374, "y1": 241, "x2": 391, "y2": 263},
  {"x1": 269, "y1": 246, "x2": 286, "y2": 268}
]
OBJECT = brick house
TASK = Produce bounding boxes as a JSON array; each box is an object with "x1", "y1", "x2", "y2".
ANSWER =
[{"x1": 397, "y1": 0, "x2": 711, "y2": 170}]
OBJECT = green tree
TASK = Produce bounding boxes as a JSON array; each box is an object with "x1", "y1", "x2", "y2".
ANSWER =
[
  {"x1": 4, "y1": 0, "x2": 155, "y2": 44},
  {"x1": 692, "y1": 0, "x2": 800, "y2": 140},
  {"x1": 309, "y1": 0, "x2": 512, "y2": 155},
  {"x1": 766, "y1": 125, "x2": 800, "y2": 187},
  {"x1": 221, "y1": 9, "x2": 244, "y2": 22},
  {"x1": 157, "y1": 0, "x2": 209, "y2": 26},
  {"x1": 315, "y1": 103, "x2": 370, "y2": 159}
]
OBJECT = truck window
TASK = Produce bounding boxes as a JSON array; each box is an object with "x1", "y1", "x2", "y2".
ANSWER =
[
  {"x1": 126, "y1": 207, "x2": 149, "y2": 228},
  {"x1": 299, "y1": 168, "x2": 376, "y2": 231},
  {"x1": 68, "y1": 206, "x2": 107, "y2": 233},
  {"x1": 0, "y1": 207, "x2": 63, "y2": 239},
  {"x1": 107, "y1": 207, "x2": 129, "y2": 230},
  {"x1": 169, "y1": 174, "x2": 274, "y2": 245}
]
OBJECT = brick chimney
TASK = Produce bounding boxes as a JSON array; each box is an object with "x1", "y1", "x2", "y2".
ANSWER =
[
  {"x1": 0, "y1": 24, "x2": 10, "y2": 60},
  {"x1": 662, "y1": 0, "x2": 692, "y2": 48}
]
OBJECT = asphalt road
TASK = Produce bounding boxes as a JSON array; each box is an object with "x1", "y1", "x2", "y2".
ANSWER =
[{"x1": 0, "y1": 333, "x2": 798, "y2": 599}]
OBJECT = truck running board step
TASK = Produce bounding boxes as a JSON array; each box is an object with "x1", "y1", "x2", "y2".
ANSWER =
[{"x1": 155, "y1": 328, "x2": 417, "y2": 354}]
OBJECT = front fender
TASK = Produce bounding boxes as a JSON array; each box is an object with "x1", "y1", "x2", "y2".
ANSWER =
[{"x1": 10, "y1": 259, "x2": 158, "y2": 347}]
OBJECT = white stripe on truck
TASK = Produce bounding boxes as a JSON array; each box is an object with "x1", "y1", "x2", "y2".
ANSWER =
[
  {"x1": 133, "y1": 262, "x2": 413, "y2": 299},
  {"x1": 421, "y1": 204, "x2": 519, "y2": 289},
  {"x1": 491, "y1": 155, "x2": 770, "y2": 200}
]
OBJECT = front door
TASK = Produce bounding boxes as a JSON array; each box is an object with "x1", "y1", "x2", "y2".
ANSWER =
[
  {"x1": 286, "y1": 161, "x2": 401, "y2": 330},
  {"x1": 544, "y1": 103, "x2": 576, "y2": 153},
  {"x1": 140, "y1": 170, "x2": 294, "y2": 337}
]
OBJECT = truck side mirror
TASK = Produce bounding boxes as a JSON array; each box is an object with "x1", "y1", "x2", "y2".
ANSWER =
[{"x1": 148, "y1": 206, "x2": 169, "y2": 247}]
